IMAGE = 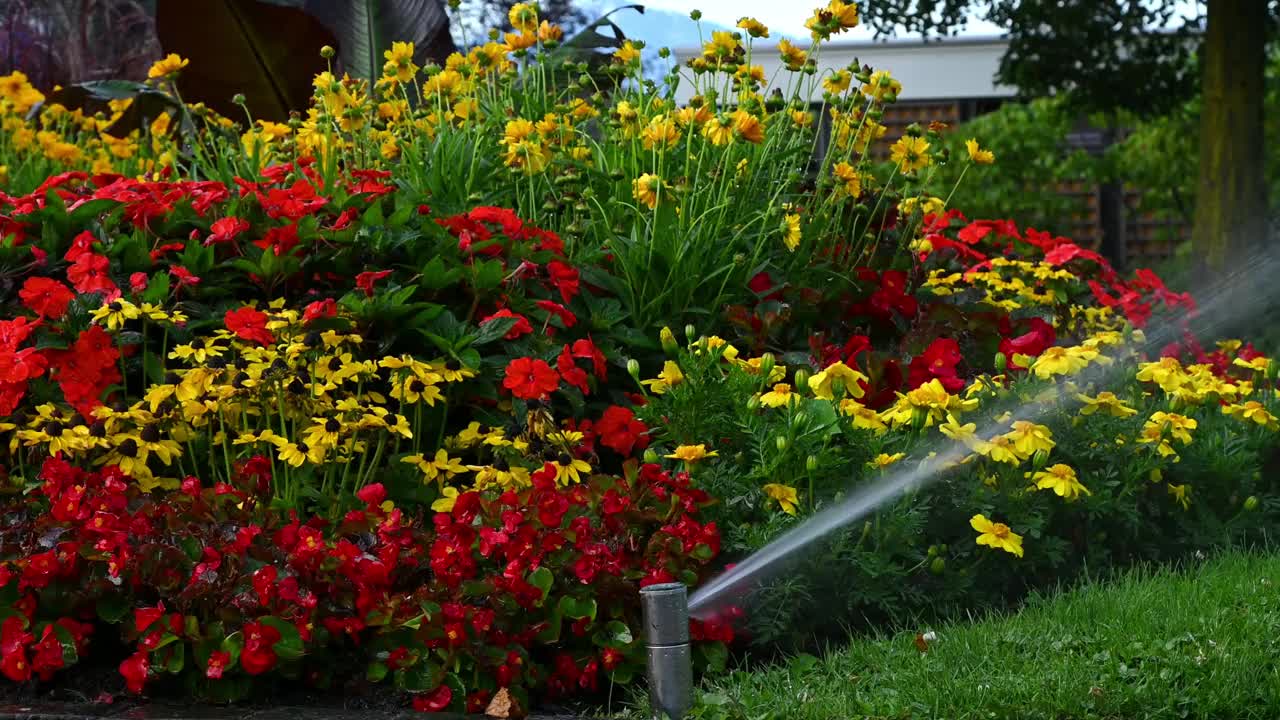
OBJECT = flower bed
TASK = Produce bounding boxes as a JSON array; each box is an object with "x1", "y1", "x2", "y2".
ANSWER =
[{"x1": 0, "y1": 0, "x2": 1277, "y2": 714}]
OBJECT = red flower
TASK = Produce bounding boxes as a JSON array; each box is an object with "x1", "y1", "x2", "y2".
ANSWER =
[
  {"x1": 413, "y1": 685, "x2": 453, "y2": 713},
  {"x1": 546, "y1": 260, "x2": 580, "y2": 303},
  {"x1": 19, "y1": 277, "x2": 74, "y2": 319},
  {"x1": 252, "y1": 222, "x2": 301, "y2": 255},
  {"x1": 129, "y1": 272, "x2": 149, "y2": 294},
  {"x1": 481, "y1": 308, "x2": 533, "y2": 340},
  {"x1": 206, "y1": 216, "x2": 250, "y2": 245},
  {"x1": 224, "y1": 307, "x2": 274, "y2": 346},
  {"x1": 239, "y1": 621, "x2": 281, "y2": 675},
  {"x1": 503, "y1": 357, "x2": 559, "y2": 400},
  {"x1": 64, "y1": 230, "x2": 97, "y2": 262},
  {"x1": 356, "y1": 270, "x2": 393, "y2": 297},
  {"x1": 535, "y1": 299, "x2": 577, "y2": 328},
  {"x1": 1, "y1": 616, "x2": 33, "y2": 683},
  {"x1": 205, "y1": 650, "x2": 231, "y2": 679},
  {"x1": 169, "y1": 265, "x2": 201, "y2": 290},
  {"x1": 570, "y1": 338, "x2": 607, "y2": 379},
  {"x1": 67, "y1": 252, "x2": 118, "y2": 298},
  {"x1": 999, "y1": 318, "x2": 1056, "y2": 369},
  {"x1": 302, "y1": 299, "x2": 337, "y2": 324},
  {"x1": 48, "y1": 325, "x2": 119, "y2": 417},
  {"x1": 596, "y1": 406, "x2": 649, "y2": 456},
  {"x1": 119, "y1": 651, "x2": 149, "y2": 693},
  {"x1": 907, "y1": 337, "x2": 963, "y2": 391},
  {"x1": 557, "y1": 345, "x2": 590, "y2": 395}
]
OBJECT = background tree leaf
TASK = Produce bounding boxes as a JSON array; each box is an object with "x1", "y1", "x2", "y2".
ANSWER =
[
  {"x1": 299, "y1": 0, "x2": 457, "y2": 87},
  {"x1": 156, "y1": 0, "x2": 336, "y2": 121}
]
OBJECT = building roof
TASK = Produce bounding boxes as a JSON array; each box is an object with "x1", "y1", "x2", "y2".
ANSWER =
[{"x1": 671, "y1": 35, "x2": 1017, "y2": 104}]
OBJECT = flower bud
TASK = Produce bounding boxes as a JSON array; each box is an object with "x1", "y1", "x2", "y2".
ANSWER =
[
  {"x1": 643, "y1": 449, "x2": 660, "y2": 464},
  {"x1": 793, "y1": 369, "x2": 811, "y2": 392},
  {"x1": 746, "y1": 395, "x2": 760, "y2": 411},
  {"x1": 805, "y1": 454, "x2": 818, "y2": 473},
  {"x1": 660, "y1": 326, "x2": 679, "y2": 356},
  {"x1": 994, "y1": 352, "x2": 1007, "y2": 372},
  {"x1": 1149, "y1": 468, "x2": 1162, "y2": 483},
  {"x1": 1245, "y1": 495, "x2": 1260, "y2": 511},
  {"x1": 1031, "y1": 449, "x2": 1049, "y2": 471},
  {"x1": 758, "y1": 353, "x2": 776, "y2": 381},
  {"x1": 775, "y1": 435, "x2": 789, "y2": 451},
  {"x1": 792, "y1": 411, "x2": 806, "y2": 426},
  {"x1": 929, "y1": 557, "x2": 946, "y2": 575},
  {"x1": 626, "y1": 358, "x2": 641, "y2": 381},
  {"x1": 689, "y1": 9, "x2": 702, "y2": 20},
  {"x1": 231, "y1": 93, "x2": 247, "y2": 106},
  {"x1": 320, "y1": 45, "x2": 336, "y2": 59},
  {"x1": 926, "y1": 545, "x2": 937, "y2": 557},
  {"x1": 685, "y1": 324, "x2": 697, "y2": 342}
]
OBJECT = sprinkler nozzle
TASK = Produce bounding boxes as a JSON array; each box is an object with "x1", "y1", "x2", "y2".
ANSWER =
[{"x1": 641, "y1": 582, "x2": 693, "y2": 720}]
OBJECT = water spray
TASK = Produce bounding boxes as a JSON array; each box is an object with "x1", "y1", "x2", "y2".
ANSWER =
[
  {"x1": 640, "y1": 582, "x2": 693, "y2": 720},
  {"x1": 688, "y1": 249, "x2": 1280, "y2": 619}
]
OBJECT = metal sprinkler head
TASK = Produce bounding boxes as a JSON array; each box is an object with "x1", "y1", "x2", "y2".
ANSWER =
[{"x1": 640, "y1": 582, "x2": 693, "y2": 720}]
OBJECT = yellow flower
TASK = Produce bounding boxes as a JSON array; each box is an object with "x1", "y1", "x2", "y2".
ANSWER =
[
  {"x1": 90, "y1": 299, "x2": 141, "y2": 331},
  {"x1": 642, "y1": 361, "x2": 685, "y2": 394},
  {"x1": 831, "y1": 161, "x2": 862, "y2": 198},
  {"x1": 731, "y1": 110, "x2": 764, "y2": 144},
  {"x1": 970, "y1": 514, "x2": 1023, "y2": 558},
  {"x1": 759, "y1": 383, "x2": 799, "y2": 408},
  {"x1": 1030, "y1": 346, "x2": 1090, "y2": 379},
  {"x1": 552, "y1": 454, "x2": 592, "y2": 485},
  {"x1": 737, "y1": 17, "x2": 769, "y2": 37},
  {"x1": 822, "y1": 70, "x2": 852, "y2": 95},
  {"x1": 432, "y1": 486, "x2": 459, "y2": 513},
  {"x1": 1233, "y1": 356, "x2": 1272, "y2": 374},
  {"x1": 1076, "y1": 391, "x2": 1137, "y2": 417},
  {"x1": 938, "y1": 414, "x2": 977, "y2": 444},
  {"x1": 508, "y1": 2, "x2": 538, "y2": 33},
  {"x1": 1149, "y1": 411, "x2": 1197, "y2": 444},
  {"x1": 964, "y1": 138, "x2": 995, "y2": 164},
  {"x1": 1223, "y1": 401, "x2": 1279, "y2": 430},
  {"x1": 632, "y1": 173, "x2": 662, "y2": 209},
  {"x1": 781, "y1": 213, "x2": 802, "y2": 251},
  {"x1": 869, "y1": 452, "x2": 905, "y2": 470},
  {"x1": 538, "y1": 20, "x2": 564, "y2": 43},
  {"x1": 808, "y1": 361, "x2": 867, "y2": 400},
  {"x1": 148, "y1": 53, "x2": 189, "y2": 80},
  {"x1": 840, "y1": 399, "x2": 888, "y2": 434},
  {"x1": 614, "y1": 40, "x2": 642, "y2": 64},
  {"x1": 666, "y1": 444, "x2": 718, "y2": 463},
  {"x1": 702, "y1": 30, "x2": 741, "y2": 62},
  {"x1": 778, "y1": 39, "x2": 807, "y2": 70},
  {"x1": 701, "y1": 116, "x2": 734, "y2": 146},
  {"x1": 1003, "y1": 421, "x2": 1055, "y2": 458},
  {"x1": 763, "y1": 483, "x2": 798, "y2": 515},
  {"x1": 860, "y1": 69, "x2": 901, "y2": 101},
  {"x1": 1167, "y1": 483, "x2": 1191, "y2": 510},
  {"x1": 889, "y1": 135, "x2": 931, "y2": 174},
  {"x1": 641, "y1": 115, "x2": 681, "y2": 150},
  {"x1": 1032, "y1": 464, "x2": 1090, "y2": 501}
]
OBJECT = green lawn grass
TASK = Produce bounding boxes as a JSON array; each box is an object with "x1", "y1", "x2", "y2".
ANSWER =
[{"x1": 646, "y1": 552, "x2": 1280, "y2": 719}]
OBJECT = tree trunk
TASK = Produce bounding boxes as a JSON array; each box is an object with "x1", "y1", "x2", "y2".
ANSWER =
[{"x1": 1191, "y1": 0, "x2": 1268, "y2": 274}]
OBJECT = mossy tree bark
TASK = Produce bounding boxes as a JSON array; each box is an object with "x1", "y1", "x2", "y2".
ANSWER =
[{"x1": 1192, "y1": 0, "x2": 1268, "y2": 274}]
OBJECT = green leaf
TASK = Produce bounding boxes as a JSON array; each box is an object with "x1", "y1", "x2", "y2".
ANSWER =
[
  {"x1": 528, "y1": 567, "x2": 554, "y2": 603},
  {"x1": 367, "y1": 661, "x2": 389, "y2": 682},
  {"x1": 50, "y1": 623, "x2": 80, "y2": 666},
  {"x1": 96, "y1": 594, "x2": 130, "y2": 624},
  {"x1": 143, "y1": 272, "x2": 172, "y2": 304},
  {"x1": 557, "y1": 595, "x2": 597, "y2": 621},
  {"x1": 300, "y1": 0, "x2": 457, "y2": 88},
  {"x1": 602, "y1": 620, "x2": 634, "y2": 648},
  {"x1": 259, "y1": 616, "x2": 306, "y2": 661},
  {"x1": 473, "y1": 316, "x2": 517, "y2": 346},
  {"x1": 155, "y1": 0, "x2": 334, "y2": 121}
]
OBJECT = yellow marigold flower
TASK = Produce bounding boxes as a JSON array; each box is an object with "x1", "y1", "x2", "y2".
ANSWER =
[
  {"x1": 505, "y1": 31, "x2": 538, "y2": 51},
  {"x1": 1076, "y1": 391, "x2": 1137, "y2": 417},
  {"x1": 1030, "y1": 346, "x2": 1090, "y2": 379},
  {"x1": 860, "y1": 69, "x2": 901, "y2": 101},
  {"x1": 731, "y1": 109, "x2": 764, "y2": 144},
  {"x1": 808, "y1": 361, "x2": 867, "y2": 400},
  {"x1": 970, "y1": 514, "x2": 1023, "y2": 558},
  {"x1": 1033, "y1": 464, "x2": 1090, "y2": 501},
  {"x1": 889, "y1": 135, "x2": 931, "y2": 174},
  {"x1": 869, "y1": 452, "x2": 905, "y2": 470},
  {"x1": 822, "y1": 70, "x2": 852, "y2": 95},
  {"x1": 431, "y1": 486, "x2": 459, "y2": 513},
  {"x1": 1149, "y1": 411, "x2": 1197, "y2": 444},
  {"x1": 840, "y1": 399, "x2": 888, "y2": 434},
  {"x1": 1136, "y1": 357, "x2": 1187, "y2": 392},
  {"x1": 1233, "y1": 356, "x2": 1272, "y2": 373},
  {"x1": 614, "y1": 40, "x2": 642, "y2": 64},
  {"x1": 759, "y1": 383, "x2": 800, "y2": 408},
  {"x1": 538, "y1": 20, "x2": 564, "y2": 43},
  {"x1": 148, "y1": 53, "x2": 189, "y2": 80},
  {"x1": 965, "y1": 138, "x2": 995, "y2": 164},
  {"x1": 643, "y1": 361, "x2": 685, "y2": 394},
  {"x1": 508, "y1": 2, "x2": 538, "y2": 33},
  {"x1": 666, "y1": 444, "x2": 718, "y2": 463},
  {"x1": 1004, "y1": 420, "x2": 1055, "y2": 458},
  {"x1": 939, "y1": 413, "x2": 977, "y2": 444},
  {"x1": 971, "y1": 434, "x2": 1021, "y2": 465},
  {"x1": 1223, "y1": 401, "x2": 1279, "y2": 430},
  {"x1": 832, "y1": 161, "x2": 861, "y2": 198},
  {"x1": 778, "y1": 39, "x2": 807, "y2": 70},
  {"x1": 782, "y1": 213, "x2": 802, "y2": 251},
  {"x1": 1168, "y1": 483, "x2": 1191, "y2": 510},
  {"x1": 703, "y1": 30, "x2": 741, "y2": 62},
  {"x1": 641, "y1": 114, "x2": 681, "y2": 150},
  {"x1": 632, "y1": 173, "x2": 662, "y2": 209},
  {"x1": 763, "y1": 483, "x2": 798, "y2": 515},
  {"x1": 737, "y1": 17, "x2": 769, "y2": 37}
]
